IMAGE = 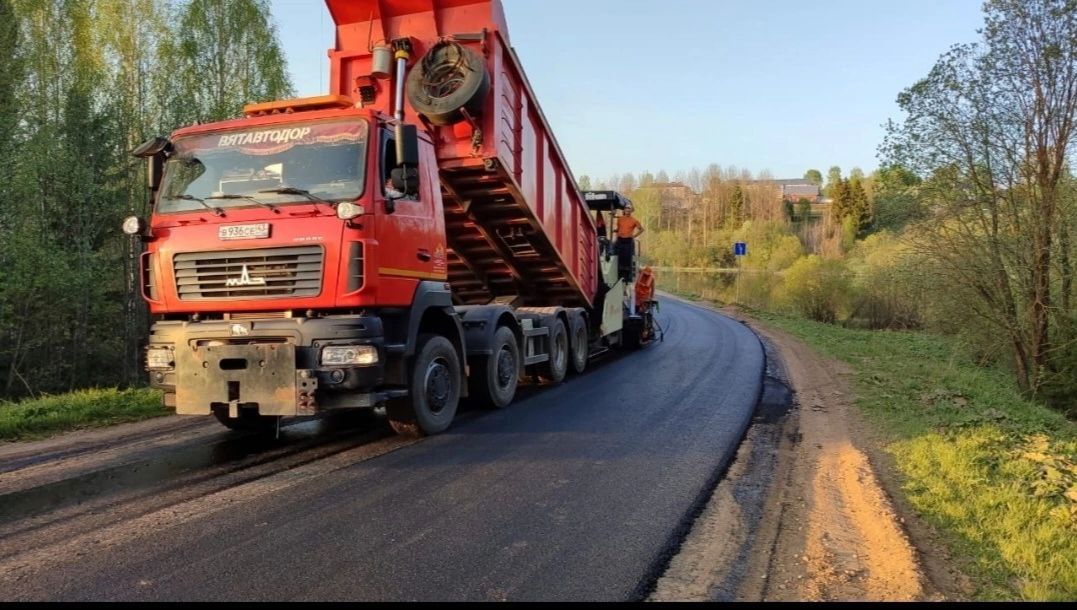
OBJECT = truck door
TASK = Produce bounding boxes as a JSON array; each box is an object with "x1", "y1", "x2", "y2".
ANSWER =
[{"x1": 374, "y1": 129, "x2": 445, "y2": 305}]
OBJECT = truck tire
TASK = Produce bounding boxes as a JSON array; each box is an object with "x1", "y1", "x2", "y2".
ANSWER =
[
  {"x1": 386, "y1": 334, "x2": 461, "y2": 437},
  {"x1": 469, "y1": 325, "x2": 519, "y2": 409},
  {"x1": 569, "y1": 321, "x2": 588, "y2": 375},
  {"x1": 406, "y1": 41, "x2": 490, "y2": 126},
  {"x1": 539, "y1": 318, "x2": 568, "y2": 384},
  {"x1": 212, "y1": 408, "x2": 278, "y2": 433}
]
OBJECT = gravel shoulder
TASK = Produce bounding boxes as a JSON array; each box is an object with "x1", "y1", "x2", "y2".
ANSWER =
[{"x1": 652, "y1": 299, "x2": 966, "y2": 601}]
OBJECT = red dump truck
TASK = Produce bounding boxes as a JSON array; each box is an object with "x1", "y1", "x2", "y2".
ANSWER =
[{"x1": 125, "y1": 0, "x2": 658, "y2": 436}]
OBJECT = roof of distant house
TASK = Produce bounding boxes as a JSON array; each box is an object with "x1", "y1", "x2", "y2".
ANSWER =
[
  {"x1": 773, "y1": 178, "x2": 818, "y2": 188},
  {"x1": 784, "y1": 184, "x2": 821, "y2": 198}
]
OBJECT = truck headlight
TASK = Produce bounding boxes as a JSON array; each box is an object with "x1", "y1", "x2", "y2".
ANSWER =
[
  {"x1": 123, "y1": 216, "x2": 147, "y2": 236},
  {"x1": 337, "y1": 202, "x2": 365, "y2": 221},
  {"x1": 321, "y1": 345, "x2": 378, "y2": 367},
  {"x1": 146, "y1": 346, "x2": 175, "y2": 370}
]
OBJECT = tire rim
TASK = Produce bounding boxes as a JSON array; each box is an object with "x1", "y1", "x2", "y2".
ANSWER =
[
  {"x1": 495, "y1": 345, "x2": 516, "y2": 391},
  {"x1": 574, "y1": 328, "x2": 587, "y2": 364},
  {"x1": 424, "y1": 357, "x2": 453, "y2": 415},
  {"x1": 553, "y1": 329, "x2": 567, "y2": 371},
  {"x1": 421, "y1": 43, "x2": 470, "y2": 99}
]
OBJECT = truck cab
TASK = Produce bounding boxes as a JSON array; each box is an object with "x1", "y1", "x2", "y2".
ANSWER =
[{"x1": 136, "y1": 100, "x2": 463, "y2": 431}]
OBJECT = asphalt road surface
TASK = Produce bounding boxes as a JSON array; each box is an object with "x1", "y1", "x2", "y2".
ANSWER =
[{"x1": 0, "y1": 297, "x2": 764, "y2": 601}]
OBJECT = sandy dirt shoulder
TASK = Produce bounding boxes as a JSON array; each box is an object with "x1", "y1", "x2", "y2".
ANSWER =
[{"x1": 652, "y1": 302, "x2": 968, "y2": 601}]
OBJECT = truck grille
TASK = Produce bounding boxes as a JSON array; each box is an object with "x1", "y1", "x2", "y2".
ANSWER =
[{"x1": 173, "y1": 246, "x2": 324, "y2": 301}]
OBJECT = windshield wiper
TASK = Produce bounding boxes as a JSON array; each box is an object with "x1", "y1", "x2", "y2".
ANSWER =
[
  {"x1": 164, "y1": 194, "x2": 225, "y2": 217},
  {"x1": 206, "y1": 193, "x2": 279, "y2": 214},
  {"x1": 258, "y1": 187, "x2": 336, "y2": 209}
]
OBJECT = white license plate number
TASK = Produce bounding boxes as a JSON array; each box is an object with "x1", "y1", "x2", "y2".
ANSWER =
[{"x1": 219, "y1": 224, "x2": 270, "y2": 241}]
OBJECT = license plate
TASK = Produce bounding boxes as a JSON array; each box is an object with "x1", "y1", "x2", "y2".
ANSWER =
[{"x1": 219, "y1": 224, "x2": 270, "y2": 241}]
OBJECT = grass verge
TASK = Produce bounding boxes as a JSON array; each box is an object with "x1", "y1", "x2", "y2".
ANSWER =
[
  {"x1": 739, "y1": 309, "x2": 1076, "y2": 601},
  {"x1": 0, "y1": 388, "x2": 167, "y2": 441}
]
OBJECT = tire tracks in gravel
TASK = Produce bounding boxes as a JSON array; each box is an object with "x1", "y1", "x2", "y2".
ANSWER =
[
  {"x1": 0, "y1": 433, "x2": 422, "y2": 598},
  {"x1": 0, "y1": 413, "x2": 414, "y2": 572}
]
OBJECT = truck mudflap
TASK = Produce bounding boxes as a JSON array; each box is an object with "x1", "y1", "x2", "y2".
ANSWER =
[{"x1": 175, "y1": 343, "x2": 319, "y2": 417}]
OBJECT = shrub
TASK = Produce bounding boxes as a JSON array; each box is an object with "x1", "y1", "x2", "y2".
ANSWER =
[
  {"x1": 847, "y1": 231, "x2": 924, "y2": 329},
  {"x1": 775, "y1": 255, "x2": 851, "y2": 322},
  {"x1": 767, "y1": 234, "x2": 804, "y2": 272},
  {"x1": 1040, "y1": 313, "x2": 1077, "y2": 418}
]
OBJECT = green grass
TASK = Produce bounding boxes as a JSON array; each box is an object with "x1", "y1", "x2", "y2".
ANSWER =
[
  {"x1": 748, "y1": 310, "x2": 1077, "y2": 601},
  {"x1": 0, "y1": 388, "x2": 167, "y2": 441}
]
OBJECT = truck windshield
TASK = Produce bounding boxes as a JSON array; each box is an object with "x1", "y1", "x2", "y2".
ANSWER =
[{"x1": 158, "y1": 118, "x2": 369, "y2": 214}]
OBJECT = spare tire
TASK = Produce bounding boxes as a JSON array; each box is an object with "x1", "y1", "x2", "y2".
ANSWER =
[{"x1": 406, "y1": 41, "x2": 489, "y2": 126}]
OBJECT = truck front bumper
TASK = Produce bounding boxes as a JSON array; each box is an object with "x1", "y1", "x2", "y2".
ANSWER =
[{"x1": 147, "y1": 315, "x2": 386, "y2": 417}]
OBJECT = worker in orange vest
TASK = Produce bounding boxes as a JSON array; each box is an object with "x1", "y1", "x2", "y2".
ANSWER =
[{"x1": 615, "y1": 205, "x2": 644, "y2": 281}]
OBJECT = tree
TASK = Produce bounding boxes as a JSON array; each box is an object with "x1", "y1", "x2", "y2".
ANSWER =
[
  {"x1": 686, "y1": 167, "x2": 703, "y2": 193},
  {"x1": 95, "y1": 0, "x2": 174, "y2": 383},
  {"x1": 847, "y1": 172, "x2": 872, "y2": 236},
  {"x1": 783, "y1": 200, "x2": 795, "y2": 222},
  {"x1": 804, "y1": 169, "x2": 823, "y2": 186},
  {"x1": 729, "y1": 184, "x2": 745, "y2": 227},
  {"x1": 167, "y1": 0, "x2": 293, "y2": 124},
  {"x1": 830, "y1": 178, "x2": 851, "y2": 223},
  {"x1": 883, "y1": 0, "x2": 1077, "y2": 393},
  {"x1": 0, "y1": 0, "x2": 21, "y2": 394},
  {"x1": 0, "y1": 0, "x2": 18, "y2": 158},
  {"x1": 872, "y1": 165, "x2": 922, "y2": 231},
  {"x1": 824, "y1": 166, "x2": 843, "y2": 200},
  {"x1": 578, "y1": 175, "x2": 591, "y2": 190},
  {"x1": 0, "y1": 0, "x2": 295, "y2": 398},
  {"x1": 796, "y1": 198, "x2": 812, "y2": 222}
]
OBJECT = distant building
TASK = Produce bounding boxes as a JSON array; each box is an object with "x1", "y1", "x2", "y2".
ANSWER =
[
  {"x1": 638, "y1": 181, "x2": 701, "y2": 212},
  {"x1": 778, "y1": 181, "x2": 821, "y2": 203}
]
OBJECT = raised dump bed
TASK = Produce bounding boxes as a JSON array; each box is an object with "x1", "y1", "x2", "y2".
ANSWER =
[{"x1": 326, "y1": 0, "x2": 597, "y2": 308}]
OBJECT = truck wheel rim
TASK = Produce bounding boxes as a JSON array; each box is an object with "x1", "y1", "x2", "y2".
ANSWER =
[
  {"x1": 496, "y1": 346, "x2": 516, "y2": 390},
  {"x1": 554, "y1": 331, "x2": 567, "y2": 371},
  {"x1": 574, "y1": 328, "x2": 586, "y2": 362},
  {"x1": 425, "y1": 358, "x2": 452, "y2": 414}
]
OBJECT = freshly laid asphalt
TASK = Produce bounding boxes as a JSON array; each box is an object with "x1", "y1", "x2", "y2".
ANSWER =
[{"x1": 0, "y1": 298, "x2": 764, "y2": 601}]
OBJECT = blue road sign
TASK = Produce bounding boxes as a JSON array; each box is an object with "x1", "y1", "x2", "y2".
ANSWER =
[{"x1": 734, "y1": 242, "x2": 748, "y2": 257}]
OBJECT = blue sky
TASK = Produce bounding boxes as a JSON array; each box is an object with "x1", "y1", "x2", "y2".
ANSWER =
[{"x1": 269, "y1": 0, "x2": 984, "y2": 181}]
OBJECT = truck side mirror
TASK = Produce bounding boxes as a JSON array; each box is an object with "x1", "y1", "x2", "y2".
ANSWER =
[
  {"x1": 132, "y1": 136, "x2": 172, "y2": 191},
  {"x1": 395, "y1": 124, "x2": 420, "y2": 167},
  {"x1": 391, "y1": 167, "x2": 421, "y2": 198},
  {"x1": 147, "y1": 155, "x2": 164, "y2": 192},
  {"x1": 385, "y1": 124, "x2": 421, "y2": 213}
]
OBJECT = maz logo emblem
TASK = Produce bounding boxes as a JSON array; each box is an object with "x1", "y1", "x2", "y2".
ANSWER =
[{"x1": 226, "y1": 264, "x2": 267, "y2": 288}]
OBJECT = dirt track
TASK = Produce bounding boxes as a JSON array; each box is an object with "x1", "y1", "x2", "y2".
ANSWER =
[
  {"x1": 755, "y1": 319, "x2": 927, "y2": 601},
  {"x1": 651, "y1": 304, "x2": 952, "y2": 602}
]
